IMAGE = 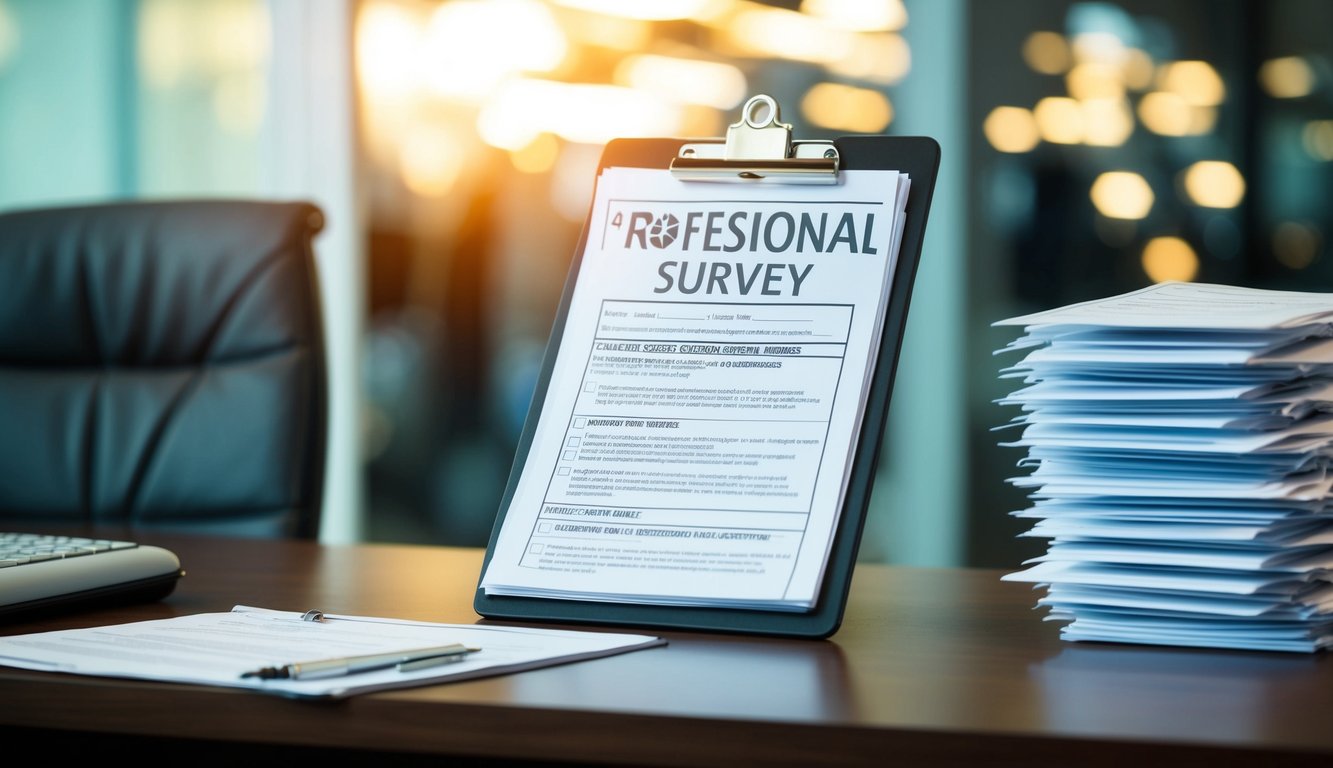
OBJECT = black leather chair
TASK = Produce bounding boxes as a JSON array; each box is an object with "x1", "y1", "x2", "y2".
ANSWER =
[{"x1": 0, "y1": 199, "x2": 327, "y2": 538}]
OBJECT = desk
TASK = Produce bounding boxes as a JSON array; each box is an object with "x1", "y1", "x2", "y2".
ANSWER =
[{"x1": 1, "y1": 530, "x2": 1330, "y2": 767}]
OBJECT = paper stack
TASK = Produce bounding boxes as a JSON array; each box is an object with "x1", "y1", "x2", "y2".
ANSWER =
[{"x1": 994, "y1": 281, "x2": 1333, "y2": 652}]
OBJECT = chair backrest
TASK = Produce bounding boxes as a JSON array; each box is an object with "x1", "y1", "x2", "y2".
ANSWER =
[{"x1": 0, "y1": 199, "x2": 327, "y2": 539}]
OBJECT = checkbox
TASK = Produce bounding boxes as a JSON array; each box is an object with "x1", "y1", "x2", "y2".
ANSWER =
[
  {"x1": 573, "y1": 418, "x2": 586, "y2": 428},
  {"x1": 563, "y1": 450, "x2": 576, "y2": 461},
  {"x1": 557, "y1": 466, "x2": 571, "y2": 476},
  {"x1": 584, "y1": 381, "x2": 597, "y2": 392},
  {"x1": 529, "y1": 543, "x2": 545, "y2": 554},
  {"x1": 539, "y1": 523, "x2": 552, "y2": 533},
  {"x1": 567, "y1": 437, "x2": 581, "y2": 447}
]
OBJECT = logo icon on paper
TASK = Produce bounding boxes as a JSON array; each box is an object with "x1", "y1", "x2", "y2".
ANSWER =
[{"x1": 647, "y1": 214, "x2": 680, "y2": 249}]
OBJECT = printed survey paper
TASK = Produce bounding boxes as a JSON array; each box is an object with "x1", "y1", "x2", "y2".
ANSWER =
[{"x1": 481, "y1": 166, "x2": 909, "y2": 610}]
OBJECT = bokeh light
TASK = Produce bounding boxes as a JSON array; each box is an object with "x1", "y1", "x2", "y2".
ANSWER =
[
  {"x1": 1081, "y1": 98, "x2": 1133, "y2": 146},
  {"x1": 984, "y1": 106, "x2": 1039, "y2": 153},
  {"x1": 1138, "y1": 90, "x2": 1214, "y2": 137},
  {"x1": 552, "y1": 0, "x2": 726, "y2": 21},
  {"x1": 1034, "y1": 96, "x2": 1083, "y2": 144},
  {"x1": 801, "y1": 82, "x2": 892, "y2": 133},
  {"x1": 1066, "y1": 61, "x2": 1123, "y2": 101},
  {"x1": 399, "y1": 123, "x2": 466, "y2": 196},
  {"x1": 1158, "y1": 60, "x2": 1225, "y2": 107},
  {"x1": 1090, "y1": 171, "x2": 1154, "y2": 220},
  {"x1": 1273, "y1": 221, "x2": 1322, "y2": 270},
  {"x1": 826, "y1": 32, "x2": 911, "y2": 84},
  {"x1": 418, "y1": 0, "x2": 567, "y2": 101},
  {"x1": 1302, "y1": 120, "x2": 1333, "y2": 161},
  {"x1": 1022, "y1": 30, "x2": 1069, "y2": 75},
  {"x1": 1141, "y1": 236, "x2": 1199, "y2": 282},
  {"x1": 1259, "y1": 56, "x2": 1315, "y2": 99},
  {"x1": 510, "y1": 133, "x2": 561, "y2": 174},
  {"x1": 615, "y1": 54, "x2": 747, "y2": 110},
  {"x1": 1181, "y1": 161, "x2": 1245, "y2": 208},
  {"x1": 801, "y1": 0, "x2": 907, "y2": 32}
]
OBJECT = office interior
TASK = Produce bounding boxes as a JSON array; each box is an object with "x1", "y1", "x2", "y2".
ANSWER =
[{"x1": 2, "y1": 0, "x2": 1330, "y2": 573}]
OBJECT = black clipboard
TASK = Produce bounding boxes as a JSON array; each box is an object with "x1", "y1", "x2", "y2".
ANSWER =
[{"x1": 474, "y1": 95, "x2": 940, "y2": 638}]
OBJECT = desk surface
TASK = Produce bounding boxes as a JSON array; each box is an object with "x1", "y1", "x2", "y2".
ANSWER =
[{"x1": 1, "y1": 529, "x2": 1330, "y2": 767}]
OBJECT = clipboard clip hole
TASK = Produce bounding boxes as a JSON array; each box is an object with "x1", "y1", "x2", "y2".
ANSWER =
[
  {"x1": 744, "y1": 94, "x2": 778, "y2": 128},
  {"x1": 301, "y1": 609, "x2": 326, "y2": 622}
]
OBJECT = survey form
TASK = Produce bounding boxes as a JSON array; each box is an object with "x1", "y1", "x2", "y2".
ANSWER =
[{"x1": 481, "y1": 166, "x2": 909, "y2": 610}]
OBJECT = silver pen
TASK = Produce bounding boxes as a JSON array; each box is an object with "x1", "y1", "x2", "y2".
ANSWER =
[{"x1": 240, "y1": 643, "x2": 480, "y2": 680}]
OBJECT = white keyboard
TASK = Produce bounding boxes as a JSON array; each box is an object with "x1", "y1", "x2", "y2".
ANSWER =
[{"x1": 0, "y1": 533, "x2": 183, "y2": 619}]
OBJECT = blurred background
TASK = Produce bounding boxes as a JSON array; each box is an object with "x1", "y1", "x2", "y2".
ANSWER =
[{"x1": 1, "y1": 0, "x2": 1330, "y2": 570}]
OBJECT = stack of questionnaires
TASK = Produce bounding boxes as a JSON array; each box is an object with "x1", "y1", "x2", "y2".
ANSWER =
[{"x1": 994, "y1": 281, "x2": 1333, "y2": 652}]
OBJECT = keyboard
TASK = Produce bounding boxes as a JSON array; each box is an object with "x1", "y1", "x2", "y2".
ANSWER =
[{"x1": 0, "y1": 533, "x2": 184, "y2": 620}]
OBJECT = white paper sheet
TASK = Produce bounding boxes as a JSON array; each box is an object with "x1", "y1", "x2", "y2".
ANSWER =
[
  {"x1": 0, "y1": 605, "x2": 665, "y2": 699},
  {"x1": 995, "y1": 281, "x2": 1333, "y2": 329}
]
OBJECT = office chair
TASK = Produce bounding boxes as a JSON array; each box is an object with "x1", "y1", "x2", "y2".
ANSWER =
[{"x1": 0, "y1": 199, "x2": 327, "y2": 539}]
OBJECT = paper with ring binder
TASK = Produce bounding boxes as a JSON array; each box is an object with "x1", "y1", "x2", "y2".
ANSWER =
[{"x1": 475, "y1": 94, "x2": 941, "y2": 638}]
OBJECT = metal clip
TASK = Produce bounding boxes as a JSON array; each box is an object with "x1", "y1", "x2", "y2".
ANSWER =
[{"x1": 670, "y1": 94, "x2": 839, "y2": 184}]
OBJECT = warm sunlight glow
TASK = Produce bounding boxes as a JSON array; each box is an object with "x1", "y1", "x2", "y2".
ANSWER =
[
  {"x1": 480, "y1": 79, "x2": 681, "y2": 146},
  {"x1": 615, "y1": 54, "x2": 747, "y2": 110},
  {"x1": 1034, "y1": 97, "x2": 1083, "y2": 144},
  {"x1": 1141, "y1": 237, "x2": 1199, "y2": 283},
  {"x1": 553, "y1": 0, "x2": 726, "y2": 21},
  {"x1": 1158, "y1": 60, "x2": 1225, "y2": 106},
  {"x1": 562, "y1": 13, "x2": 651, "y2": 50},
  {"x1": 727, "y1": 5, "x2": 850, "y2": 64},
  {"x1": 1182, "y1": 161, "x2": 1245, "y2": 208},
  {"x1": 418, "y1": 0, "x2": 566, "y2": 101},
  {"x1": 550, "y1": 142, "x2": 603, "y2": 221},
  {"x1": 1259, "y1": 56, "x2": 1315, "y2": 99},
  {"x1": 1022, "y1": 30, "x2": 1069, "y2": 75},
  {"x1": 827, "y1": 32, "x2": 911, "y2": 84},
  {"x1": 801, "y1": 0, "x2": 907, "y2": 32},
  {"x1": 1090, "y1": 171, "x2": 1154, "y2": 220},
  {"x1": 400, "y1": 124, "x2": 465, "y2": 196},
  {"x1": 356, "y1": 2, "x2": 424, "y2": 102},
  {"x1": 510, "y1": 133, "x2": 561, "y2": 174},
  {"x1": 984, "y1": 106, "x2": 1039, "y2": 153},
  {"x1": 801, "y1": 83, "x2": 892, "y2": 133}
]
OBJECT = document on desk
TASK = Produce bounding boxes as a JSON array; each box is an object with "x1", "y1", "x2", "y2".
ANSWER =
[
  {"x1": 994, "y1": 281, "x2": 1333, "y2": 652},
  {"x1": 480, "y1": 166, "x2": 910, "y2": 610},
  {"x1": 994, "y1": 280, "x2": 1333, "y2": 329},
  {"x1": 0, "y1": 605, "x2": 665, "y2": 700}
]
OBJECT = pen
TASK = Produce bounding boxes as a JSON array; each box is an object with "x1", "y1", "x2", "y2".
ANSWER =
[
  {"x1": 240, "y1": 643, "x2": 480, "y2": 680},
  {"x1": 396, "y1": 652, "x2": 478, "y2": 673}
]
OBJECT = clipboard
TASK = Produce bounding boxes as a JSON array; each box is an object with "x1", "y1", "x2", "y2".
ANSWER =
[{"x1": 474, "y1": 95, "x2": 940, "y2": 638}]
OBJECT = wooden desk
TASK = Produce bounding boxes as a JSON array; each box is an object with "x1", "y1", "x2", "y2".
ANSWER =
[{"x1": 1, "y1": 530, "x2": 1330, "y2": 767}]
